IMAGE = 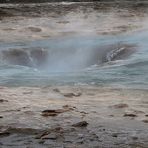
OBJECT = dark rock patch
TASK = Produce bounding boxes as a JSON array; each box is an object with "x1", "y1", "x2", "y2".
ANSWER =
[
  {"x1": 0, "y1": 99, "x2": 8, "y2": 103},
  {"x1": 26, "y1": 26, "x2": 42, "y2": 32},
  {"x1": 41, "y1": 105, "x2": 75, "y2": 117},
  {"x1": 63, "y1": 92, "x2": 82, "y2": 98},
  {"x1": 123, "y1": 113, "x2": 137, "y2": 117},
  {"x1": 110, "y1": 103, "x2": 129, "y2": 109},
  {"x1": 142, "y1": 119, "x2": 148, "y2": 123},
  {"x1": 72, "y1": 121, "x2": 88, "y2": 127}
]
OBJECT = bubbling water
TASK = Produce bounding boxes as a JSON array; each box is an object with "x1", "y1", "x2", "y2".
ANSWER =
[{"x1": 0, "y1": 43, "x2": 136, "y2": 73}]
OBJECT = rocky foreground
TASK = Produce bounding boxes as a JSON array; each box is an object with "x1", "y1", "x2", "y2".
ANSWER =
[{"x1": 0, "y1": 86, "x2": 148, "y2": 147}]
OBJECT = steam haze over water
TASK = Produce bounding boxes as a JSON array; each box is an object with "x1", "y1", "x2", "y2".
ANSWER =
[{"x1": 0, "y1": 31, "x2": 148, "y2": 89}]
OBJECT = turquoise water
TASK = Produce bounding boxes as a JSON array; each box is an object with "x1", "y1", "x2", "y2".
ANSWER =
[{"x1": 0, "y1": 31, "x2": 148, "y2": 88}]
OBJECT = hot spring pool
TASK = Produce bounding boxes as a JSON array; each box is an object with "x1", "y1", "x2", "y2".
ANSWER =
[{"x1": 0, "y1": 30, "x2": 148, "y2": 89}]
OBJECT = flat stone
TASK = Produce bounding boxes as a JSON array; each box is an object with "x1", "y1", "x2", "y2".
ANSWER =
[
  {"x1": 72, "y1": 121, "x2": 88, "y2": 127},
  {"x1": 0, "y1": 99, "x2": 8, "y2": 103},
  {"x1": 63, "y1": 92, "x2": 82, "y2": 98},
  {"x1": 123, "y1": 113, "x2": 137, "y2": 117},
  {"x1": 110, "y1": 103, "x2": 128, "y2": 109},
  {"x1": 41, "y1": 133, "x2": 57, "y2": 140},
  {"x1": 142, "y1": 119, "x2": 148, "y2": 123}
]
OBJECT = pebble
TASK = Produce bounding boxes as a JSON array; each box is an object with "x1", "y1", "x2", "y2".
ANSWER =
[
  {"x1": 110, "y1": 103, "x2": 128, "y2": 109},
  {"x1": 123, "y1": 113, "x2": 137, "y2": 117},
  {"x1": 0, "y1": 99, "x2": 8, "y2": 103},
  {"x1": 72, "y1": 121, "x2": 88, "y2": 127},
  {"x1": 142, "y1": 119, "x2": 148, "y2": 123},
  {"x1": 111, "y1": 133, "x2": 118, "y2": 137},
  {"x1": 63, "y1": 92, "x2": 82, "y2": 98},
  {"x1": 41, "y1": 133, "x2": 57, "y2": 140}
]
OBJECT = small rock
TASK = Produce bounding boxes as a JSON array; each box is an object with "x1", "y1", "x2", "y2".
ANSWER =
[
  {"x1": 63, "y1": 105, "x2": 76, "y2": 110},
  {"x1": 123, "y1": 113, "x2": 137, "y2": 117},
  {"x1": 0, "y1": 131, "x2": 10, "y2": 137},
  {"x1": 38, "y1": 139, "x2": 45, "y2": 144},
  {"x1": 41, "y1": 110, "x2": 60, "y2": 117},
  {"x1": 72, "y1": 121, "x2": 88, "y2": 127},
  {"x1": 0, "y1": 99, "x2": 8, "y2": 103},
  {"x1": 78, "y1": 134, "x2": 84, "y2": 139},
  {"x1": 109, "y1": 114, "x2": 114, "y2": 117},
  {"x1": 132, "y1": 110, "x2": 145, "y2": 114},
  {"x1": 112, "y1": 133, "x2": 118, "y2": 137},
  {"x1": 35, "y1": 131, "x2": 49, "y2": 139},
  {"x1": 0, "y1": 116, "x2": 3, "y2": 118},
  {"x1": 41, "y1": 106, "x2": 74, "y2": 117},
  {"x1": 80, "y1": 111, "x2": 88, "y2": 114},
  {"x1": 76, "y1": 139, "x2": 84, "y2": 144},
  {"x1": 64, "y1": 136, "x2": 74, "y2": 143},
  {"x1": 110, "y1": 103, "x2": 128, "y2": 109},
  {"x1": 41, "y1": 133, "x2": 57, "y2": 140},
  {"x1": 63, "y1": 92, "x2": 82, "y2": 98},
  {"x1": 90, "y1": 133, "x2": 99, "y2": 140},
  {"x1": 57, "y1": 21, "x2": 69, "y2": 24},
  {"x1": 23, "y1": 91, "x2": 33, "y2": 94},
  {"x1": 142, "y1": 119, "x2": 148, "y2": 123},
  {"x1": 24, "y1": 111, "x2": 35, "y2": 115},
  {"x1": 131, "y1": 136, "x2": 138, "y2": 140},
  {"x1": 27, "y1": 27, "x2": 42, "y2": 32},
  {"x1": 53, "y1": 88, "x2": 60, "y2": 93}
]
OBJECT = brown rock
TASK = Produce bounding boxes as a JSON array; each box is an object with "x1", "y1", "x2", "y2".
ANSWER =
[
  {"x1": 63, "y1": 105, "x2": 76, "y2": 110},
  {"x1": 41, "y1": 109, "x2": 62, "y2": 117},
  {"x1": 23, "y1": 91, "x2": 33, "y2": 95},
  {"x1": 112, "y1": 133, "x2": 118, "y2": 137},
  {"x1": 0, "y1": 99, "x2": 8, "y2": 103},
  {"x1": 41, "y1": 106, "x2": 75, "y2": 117},
  {"x1": 57, "y1": 21, "x2": 69, "y2": 24},
  {"x1": 41, "y1": 133, "x2": 57, "y2": 140},
  {"x1": 131, "y1": 136, "x2": 138, "y2": 140},
  {"x1": 110, "y1": 103, "x2": 128, "y2": 109},
  {"x1": 72, "y1": 121, "x2": 88, "y2": 127},
  {"x1": 27, "y1": 27, "x2": 42, "y2": 32},
  {"x1": 142, "y1": 119, "x2": 148, "y2": 123},
  {"x1": 0, "y1": 131, "x2": 10, "y2": 137},
  {"x1": 63, "y1": 92, "x2": 82, "y2": 98},
  {"x1": 123, "y1": 113, "x2": 137, "y2": 117},
  {"x1": 35, "y1": 131, "x2": 49, "y2": 139}
]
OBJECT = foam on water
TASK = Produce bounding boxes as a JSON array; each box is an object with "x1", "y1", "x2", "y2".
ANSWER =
[{"x1": 0, "y1": 30, "x2": 148, "y2": 88}]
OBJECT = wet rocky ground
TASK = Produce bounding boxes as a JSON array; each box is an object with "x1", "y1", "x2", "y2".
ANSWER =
[{"x1": 1, "y1": 86, "x2": 148, "y2": 147}]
